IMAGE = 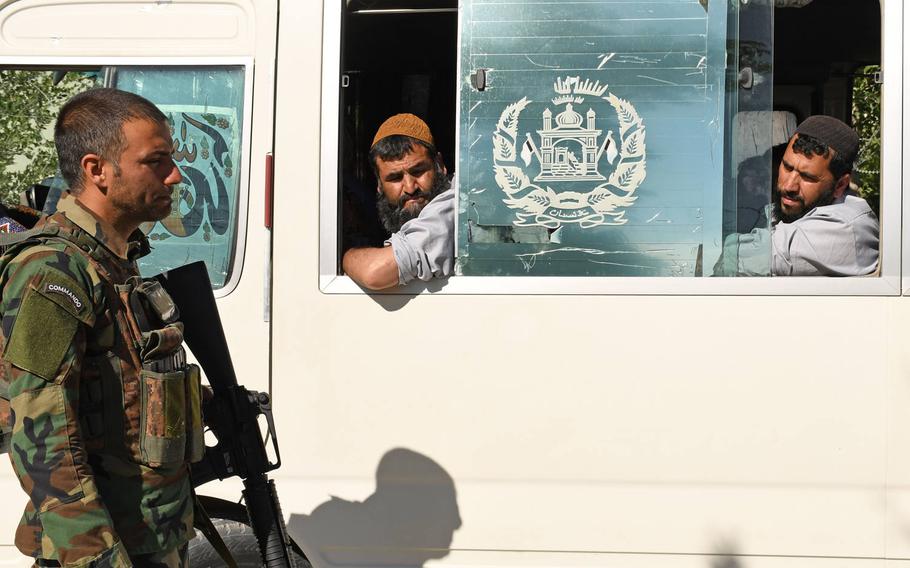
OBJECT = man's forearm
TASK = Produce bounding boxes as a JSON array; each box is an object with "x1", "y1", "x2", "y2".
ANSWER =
[{"x1": 342, "y1": 246, "x2": 399, "y2": 290}]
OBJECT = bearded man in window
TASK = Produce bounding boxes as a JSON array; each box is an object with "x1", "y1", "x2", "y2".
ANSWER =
[
  {"x1": 342, "y1": 113, "x2": 455, "y2": 290},
  {"x1": 769, "y1": 115, "x2": 879, "y2": 276},
  {"x1": 716, "y1": 115, "x2": 880, "y2": 276}
]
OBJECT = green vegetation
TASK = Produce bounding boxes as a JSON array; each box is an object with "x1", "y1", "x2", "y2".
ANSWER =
[
  {"x1": 851, "y1": 64, "x2": 881, "y2": 216},
  {"x1": 0, "y1": 71, "x2": 94, "y2": 204}
]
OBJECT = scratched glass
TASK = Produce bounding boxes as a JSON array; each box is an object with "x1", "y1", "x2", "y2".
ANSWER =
[
  {"x1": 457, "y1": 0, "x2": 773, "y2": 276},
  {"x1": 115, "y1": 67, "x2": 246, "y2": 288}
]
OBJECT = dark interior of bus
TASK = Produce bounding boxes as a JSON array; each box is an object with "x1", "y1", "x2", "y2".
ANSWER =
[{"x1": 338, "y1": 0, "x2": 882, "y2": 259}]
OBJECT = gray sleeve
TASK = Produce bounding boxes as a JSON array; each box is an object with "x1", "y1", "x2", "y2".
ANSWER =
[
  {"x1": 771, "y1": 210, "x2": 879, "y2": 276},
  {"x1": 385, "y1": 189, "x2": 455, "y2": 285},
  {"x1": 713, "y1": 228, "x2": 771, "y2": 276}
]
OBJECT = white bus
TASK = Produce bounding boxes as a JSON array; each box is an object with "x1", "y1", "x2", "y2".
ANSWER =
[{"x1": 0, "y1": 0, "x2": 907, "y2": 567}]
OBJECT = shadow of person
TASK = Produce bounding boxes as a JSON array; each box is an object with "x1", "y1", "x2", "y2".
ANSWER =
[
  {"x1": 709, "y1": 537, "x2": 743, "y2": 568},
  {"x1": 287, "y1": 448, "x2": 462, "y2": 568}
]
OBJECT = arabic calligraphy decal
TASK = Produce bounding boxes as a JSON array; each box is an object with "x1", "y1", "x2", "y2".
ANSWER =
[
  {"x1": 145, "y1": 109, "x2": 237, "y2": 243},
  {"x1": 493, "y1": 76, "x2": 646, "y2": 228}
]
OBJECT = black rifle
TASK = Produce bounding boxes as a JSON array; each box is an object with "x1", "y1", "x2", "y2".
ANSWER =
[{"x1": 156, "y1": 261, "x2": 297, "y2": 568}]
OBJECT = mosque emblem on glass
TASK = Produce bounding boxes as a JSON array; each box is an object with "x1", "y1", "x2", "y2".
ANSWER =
[{"x1": 492, "y1": 76, "x2": 647, "y2": 228}]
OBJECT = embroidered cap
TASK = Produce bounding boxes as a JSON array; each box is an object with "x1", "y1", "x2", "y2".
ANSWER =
[
  {"x1": 794, "y1": 115, "x2": 860, "y2": 164},
  {"x1": 371, "y1": 113, "x2": 434, "y2": 149}
]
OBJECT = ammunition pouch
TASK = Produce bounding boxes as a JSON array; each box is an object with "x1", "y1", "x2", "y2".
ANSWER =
[
  {"x1": 137, "y1": 349, "x2": 204, "y2": 468},
  {"x1": 139, "y1": 367, "x2": 189, "y2": 467},
  {"x1": 185, "y1": 363, "x2": 205, "y2": 463}
]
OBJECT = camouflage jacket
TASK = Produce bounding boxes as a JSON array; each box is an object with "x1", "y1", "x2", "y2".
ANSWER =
[{"x1": 0, "y1": 193, "x2": 199, "y2": 566}]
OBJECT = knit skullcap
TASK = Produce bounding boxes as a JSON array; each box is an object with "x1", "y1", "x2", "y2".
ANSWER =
[
  {"x1": 371, "y1": 113, "x2": 434, "y2": 149},
  {"x1": 794, "y1": 115, "x2": 860, "y2": 164}
]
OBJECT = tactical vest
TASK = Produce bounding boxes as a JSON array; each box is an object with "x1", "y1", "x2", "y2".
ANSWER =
[{"x1": 0, "y1": 222, "x2": 204, "y2": 468}]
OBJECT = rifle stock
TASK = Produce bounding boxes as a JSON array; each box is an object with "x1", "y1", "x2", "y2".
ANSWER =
[{"x1": 156, "y1": 261, "x2": 296, "y2": 568}]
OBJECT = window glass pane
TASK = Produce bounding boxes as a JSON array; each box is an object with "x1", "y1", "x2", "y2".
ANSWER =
[
  {"x1": 851, "y1": 64, "x2": 880, "y2": 218},
  {"x1": 457, "y1": 0, "x2": 768, "y2": 276},
  {"x1": 716, "y1": 0, "x2": 774, "y2": 276},
  {"x1": 0, "y1": 66, "x2": 245, "y2": 289},
  {"x1": 113, "y1": 66, "x2": 245, "y2": 288},
  {"x1": 0, "y1": 70, "x2": 98, "y2": 204}
]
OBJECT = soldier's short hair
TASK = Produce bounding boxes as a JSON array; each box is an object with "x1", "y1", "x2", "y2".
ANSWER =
[{"x1": 55, "y1": 88, "x2": 169, "y2": 194}]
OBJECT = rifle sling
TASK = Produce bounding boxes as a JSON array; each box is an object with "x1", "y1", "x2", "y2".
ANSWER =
[{"x1": 193, "y1": 494, "x2": 240, "y2": 568}]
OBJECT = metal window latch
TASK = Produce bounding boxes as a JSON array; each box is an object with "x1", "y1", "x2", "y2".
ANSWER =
[
  {"x1": 874, "y1": 69, "x2": 883, "y2": 84},
  {"x1": 341, "y1": 74, "x2": 350, "y2": 88},
  {"x1": 739, "y1": 67, "x2": 754, "y2": 89},
  {"x1": 470, "y1": 68, "x2": 488, "y2": 92}
]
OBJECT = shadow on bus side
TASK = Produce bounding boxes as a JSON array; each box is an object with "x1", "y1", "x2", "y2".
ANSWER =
[{"x1": 288, "y1": 448, "x2": 462, "y2": 567}]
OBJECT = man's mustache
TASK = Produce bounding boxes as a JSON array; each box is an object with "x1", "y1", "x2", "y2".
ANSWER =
[
  {"x1": 776, "y1": 188, "x2": 803, "y2": 204},
  {"x1": 397, "y1": 189, "x2": 431, "y2": 209}
]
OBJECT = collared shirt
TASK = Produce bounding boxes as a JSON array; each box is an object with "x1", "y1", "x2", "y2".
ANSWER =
[
  {"x1": 385, "y1": 188, "x2": 455, "y2": 285},
  {"x1": 771, "y1": 194, "x2": 880, "y2": 276},
  {"x1": 714, "y1": 195, "x2": 880, "y2": 277}
]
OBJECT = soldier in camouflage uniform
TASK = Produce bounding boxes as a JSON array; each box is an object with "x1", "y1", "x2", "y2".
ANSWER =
[{"x1": 0, "y1": 89, "x2": 203, "y2": 567}]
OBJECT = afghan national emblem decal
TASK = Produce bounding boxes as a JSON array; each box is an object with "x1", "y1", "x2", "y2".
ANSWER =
[{"x1": 493, "y1": 76, "x2": 646, "y2": 228}]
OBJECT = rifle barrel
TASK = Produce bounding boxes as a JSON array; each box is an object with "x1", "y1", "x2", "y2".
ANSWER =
[{"x1": 243, "y1": 475, "x2": 297, "y2": 568}]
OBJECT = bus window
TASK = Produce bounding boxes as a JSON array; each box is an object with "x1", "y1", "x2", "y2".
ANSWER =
[
  {"x1": 337, "y1": 0, "x2": 458, "y2": 268},
  {"x1": 329, "y1": 0, "x2": 888, "y2": 287},
  {"x1": 0, "y1": 65, "x2": 249, "y2": 290}
]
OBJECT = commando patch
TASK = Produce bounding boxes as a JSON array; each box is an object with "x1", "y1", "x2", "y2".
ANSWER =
[
  {"x1": 44, "y1": 283, "x2": 83, "y2": 310},
  {"x1": 33, "y1": 270, "x2": 93, "y2": 325}
]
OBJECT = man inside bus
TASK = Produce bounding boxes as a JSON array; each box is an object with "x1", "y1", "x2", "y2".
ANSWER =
[
  {"x1": 342, "y1": 113, "x2": 454, "y2": 290},
  {"x1": 770, "y1": 115, "x2": 879, "y2": 275},
  {"x1": 717, "y1": 115, "x2": 879, "y2": 276}
]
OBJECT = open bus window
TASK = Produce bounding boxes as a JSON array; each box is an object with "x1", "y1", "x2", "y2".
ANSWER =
[
  {"x1": 335, "y1": 0, "x2": 884, "y2": 282},
  {"x1": 338, "y1": 0, "x2": 457, "y2": 259},
  {"x1": 0, "y1": 65, "x2": 248, "y2": 289}
]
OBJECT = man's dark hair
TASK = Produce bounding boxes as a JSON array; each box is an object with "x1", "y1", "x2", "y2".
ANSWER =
[
  {"x1": 792, "y1": 132, "x2": 853, "y2": 179},
  {"x1": 369, "y1": 135, "x2": 437, "y2": 179},
  {"x1": 55, "y1": 88, "x2": 169, "y2": 194}
]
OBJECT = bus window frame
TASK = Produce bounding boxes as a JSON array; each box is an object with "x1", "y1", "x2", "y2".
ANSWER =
[
  {"x1": 322, "y1": 0, "x2": 901, "y2": 295},
  {"x1": 0, "y1": 56, "x2": 255, "y2": 298}
]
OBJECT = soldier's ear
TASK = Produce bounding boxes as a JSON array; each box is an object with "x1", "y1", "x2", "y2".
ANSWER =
[{"x1": 81, "y1": 154, "x2": 107, "y2": 190}]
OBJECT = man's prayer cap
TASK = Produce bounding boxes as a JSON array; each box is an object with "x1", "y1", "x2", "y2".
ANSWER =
[
  {"x1": 372, "y1": 113, "x2": 434, "y2": 149},
  {"x1": 795, "y1": 115, "x2": 860, "y2": 164}
]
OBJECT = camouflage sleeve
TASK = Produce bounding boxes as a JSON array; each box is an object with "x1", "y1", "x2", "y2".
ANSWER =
[{"x1": 1, "y1": 248, "x2": 131, "y2": 567}]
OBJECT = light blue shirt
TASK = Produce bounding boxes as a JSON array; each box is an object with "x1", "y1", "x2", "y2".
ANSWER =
[
  {"x1": 771, "y1": 194, "x2": 879, "y2": 276},
  {"x1": 386, "y1": 188, "x2": 455, "y2": 285}
]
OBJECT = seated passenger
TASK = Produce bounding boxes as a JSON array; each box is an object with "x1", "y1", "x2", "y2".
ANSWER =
[
  {"x1": 342, "y1": 114, "x2": 454, "y2": 290},
  {"x1": 716, "y1": 115, "x2": 879, "y2": 276},
  {"x1": 770, "y1": 115, "x2": 879, "y2": 275}
]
